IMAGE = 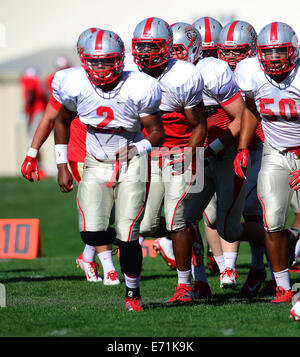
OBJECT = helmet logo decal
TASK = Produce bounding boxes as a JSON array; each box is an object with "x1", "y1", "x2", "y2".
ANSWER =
[{"x1": 185, "y1": 27, "x2": 197, "y2": 42}]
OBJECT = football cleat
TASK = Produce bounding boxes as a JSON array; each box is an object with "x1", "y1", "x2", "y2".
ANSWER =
[
  {"x1": 270, "y1": 286, "x2": 294, "y2": 303},
  {"x1": 260, "y1": 278, "x2": 277, "y2": 295},
  {"x1": 166, "y1": 284, "x2": 193, "y2": 304},
  {"x1": 76, "y1": 253, "x2": 102, "y2": 282},
  {"x1": 104, "y1": 270, "x2": 120, "y2": 285},
  {"x1": 153, "y1": 237, "x2": 176, "y2": 270},
  {"x1": 192, "y1": 280, "x2": 211, "y2": 299},
  {"x1": 241, "y1": 266, "x2": 266, "y2": 294},
  {"x1": 219, "y1": 268, "x2": 239, "y2": 288},
  {"x1": 289, "y1": 264, "x2": 300, "y2": 273},
  {"x1": 124, "y1": 297, "x2": 143, "y2": 311},
  {"x1": 290, "y1": 298, "x2": 300, "y2": 321},
  {"x1": 206, "y1": 251, "x2": 219, "y2": 274}
]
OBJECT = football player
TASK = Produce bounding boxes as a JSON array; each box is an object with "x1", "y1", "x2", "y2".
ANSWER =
[
  {"x1": 217, "y1": 20, "x2": 267, "y2": 294},
  {"x1": 170, "y1": 21, "x2": 266, "y2": 291},
  {"x1": 131, "y1": 17, "x2": 207, "y2": 303},
  {"x1": 20, "y1": 66, "x2": 47, "y2": 178},
  {"x1": 234, "y1": 21, "x2": 300, "y2": 303},
  {"x1": 53, "y1": 29, "x2": 164, "y2": 311},
  {"x1": 191, "y1": 17, "x2": 223, "y2": 276},
  {"x1": 21, "y1": 28, "x2": 121, "y2": 286}
]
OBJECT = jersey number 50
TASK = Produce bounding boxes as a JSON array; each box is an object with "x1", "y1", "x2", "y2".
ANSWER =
[{"x1": 259, "y1": 98, "x2": 298, "y2": 121}]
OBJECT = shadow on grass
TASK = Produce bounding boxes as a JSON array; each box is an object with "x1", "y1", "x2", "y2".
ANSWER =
[
  {"x1": 145, "y1": 292, "x2": 272, "y2": 310},
  {"x1": 1, "y1": 275, "x2": 87, "y2": 284}
]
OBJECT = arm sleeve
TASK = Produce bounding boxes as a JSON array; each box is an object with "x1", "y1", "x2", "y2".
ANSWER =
[
  {"x1": 182, "y1": 69, "x2": 204, "y2": 109},
  {"x1": 51, "y1": 70, "x2": 78, "y2": 112},
  {"x1": 137, "y1": 78, "x2": 162, "y2": 117},
  {"x1": 234, "y1": 61, "x2": 255, "y2": 99}
]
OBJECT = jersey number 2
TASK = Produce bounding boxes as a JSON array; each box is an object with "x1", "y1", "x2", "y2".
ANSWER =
[{"x1": 96, "y1": 106, "x2": 114, "y2": 128}]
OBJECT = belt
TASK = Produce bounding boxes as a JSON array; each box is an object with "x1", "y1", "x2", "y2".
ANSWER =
[
  {"x1": 87, "y1": 124, "x2": 126, "y2": 134},
  {"x1": 286, "y1": 146, "x2": 300, "y2": 156}
]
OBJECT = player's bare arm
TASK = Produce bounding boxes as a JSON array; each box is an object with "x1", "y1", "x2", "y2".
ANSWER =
[
  {"x1": 185, "y1": 102, "x2": 207, "y2": 154},
  {"x1": 221, "y1": 94, "x2": 246, "y2": 146},
  {"x1": 54, "y1": 105, "x2": 77, "y2": 193},
  {"x1": 238, "y1": 96, "x2": 260, "y2": 150},
  {"x1": 31, "y1": 102, "x2": 59, "y2": 150},
  {"x1": 140, "y1": 111, "x2": 165, "y2": 147}
]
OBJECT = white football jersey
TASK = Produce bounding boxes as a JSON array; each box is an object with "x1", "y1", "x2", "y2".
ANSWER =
[
  {"x1": 195, "y1": 57, "x2": 239, "y2": 106},
  {"x1": 158, "y1": 58, "x2": 203, "y2": 111},
  {"x1": 52, "y1": 66, "x2": 161, "y2": 161},
  {"x1": 124, "y1": 55, "x2": 203, "y2": 110},
  {"x1": 235, "y1": 57, "x2": 300, "y2": 149}
]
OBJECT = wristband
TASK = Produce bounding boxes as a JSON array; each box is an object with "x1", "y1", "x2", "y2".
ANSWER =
[
  {"x1": 27, "y1": 147, "x2": 38, "y2": 158},
  {"x1": 55, "y1": 144, "x2": 69, "y2": 164},
  {"x1": 133, "y1": 139, "x2": 152, "y2": 156},
  {"x1": 209, "y1": 138, "x2": 225, "y2": 154}
]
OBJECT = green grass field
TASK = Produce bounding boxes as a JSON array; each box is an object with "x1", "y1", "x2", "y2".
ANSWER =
[{"x1": 0, "y1": 177, "x2": 299, "y2": 340}]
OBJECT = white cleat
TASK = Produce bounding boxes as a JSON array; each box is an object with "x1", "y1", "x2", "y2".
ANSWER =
[
  {"x1": 76, "y1": 253, "x2": 102, "y2": 282},
  {"x1": 104, "y1": 270, "x2": 120, "y2": 286},
  {"x1": 290, "y1": 298, "x2": 300, "y2": 321},
  {"x1": 153, "y1": 237, "x2": 176, "y2": 270},
  {"x1": 219, "y1": 268, "x2": 239, "y2": 288}
]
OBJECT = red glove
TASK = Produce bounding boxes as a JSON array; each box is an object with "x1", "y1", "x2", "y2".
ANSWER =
[
  {"x1": 21, "y1": 156, "x2": 40, "y2": 182},
  {"x1": 289, "y1": 169, "x2": 300, "y2": 191},
  {"x1": 233, "y1": 148, "x2": 249, "y2": 179}
]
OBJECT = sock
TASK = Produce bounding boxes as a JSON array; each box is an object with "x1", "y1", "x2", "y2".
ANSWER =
[
  {"x1": 138, "y1": 236, "x2": 144, "y2": 246},
  {"x1": 177, "y1": 269, "x2": 192, "y2": 286},
  {"x1": 124, "y1": 273, "x2": 140, "y2": 289},
  {"x1": 83, "y1": 244, "x2": 96, "y2": 262},
  {"x1": 191, "y1": 264, "x2": 207, "y2": 283},
  {"x1": 98, "y1": 250, "x2": 115, "y2": 275},
  {"x1": 250, "y1": 246, "x2": 265, "y2": 270},
  {"x1": 223, "y1": 252, "x2": 238, "y2": 270},
  {"x1": 214, "y1": 255, "x2": 225, "y2": 273},
  {"x1": 273, "y1": 268, "x2": 291, "y2": 290}
]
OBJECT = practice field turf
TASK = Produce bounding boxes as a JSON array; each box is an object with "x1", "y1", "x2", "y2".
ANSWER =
[{"x1": 0, "y1": 177, "x2": 299, "y2": 340}]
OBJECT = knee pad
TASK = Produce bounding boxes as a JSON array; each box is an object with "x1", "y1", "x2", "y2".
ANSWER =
[
  {"x1": 118, "y1": 239, "x2": 143, "y2": 277},
  {"x1": 80, "y1": 227, "x2": 116, "y2": 246}
]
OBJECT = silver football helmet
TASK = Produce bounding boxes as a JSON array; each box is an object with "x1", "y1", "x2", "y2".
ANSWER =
[
  {"x1": 170, "y1": 22, "x2": 202, "y2": 64},
  {"x1": 77, "y1": 27, "x2": 101, "y2": 61},
  {"x1": 81, "y1": 29, "x2": 125, "y2": 86},
  {"x1": 257, "y1": 21, "x2": 299, "y2": 76},
  {"x1": 132, "y1": 17, "x2": 173, "y2": 69},
  {"x1": 217, "y1": 20, "x2": 257, "y2": 71},
  {"x1": 192, "y1": 17, "x2": 222, "y2": 57}
]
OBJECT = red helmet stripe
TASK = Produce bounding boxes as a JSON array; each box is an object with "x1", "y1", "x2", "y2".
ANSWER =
[
  {"x1": 204, "y1": 17, "x2": 212, "y2": 42},
  {"x1": 143, "y1": 17, "x2": 154, "y2": 37},
  {"x1": 95, "y1": 29, "x2": 104, "y2": 50},
  {"x1": 270, "y1": 22, "x2": 278, "y2": 41},
  {"x1": 227, "y1": 21, "x2": 239, "y2": 41}
]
